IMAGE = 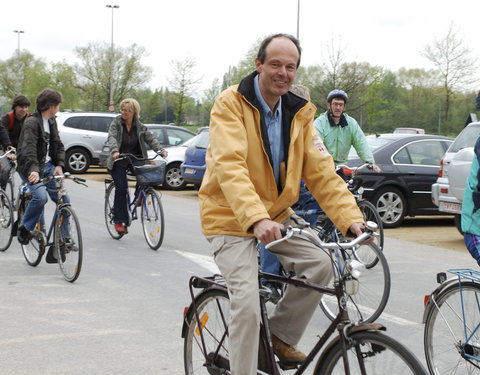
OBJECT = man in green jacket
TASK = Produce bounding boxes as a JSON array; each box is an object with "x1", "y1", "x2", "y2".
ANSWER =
[
  {"x1": 313, "y1": 89, "x2": 380, "y2": 172},
  {"x1": 199, "y1": 34, "x2": 367, "y2": 375}
]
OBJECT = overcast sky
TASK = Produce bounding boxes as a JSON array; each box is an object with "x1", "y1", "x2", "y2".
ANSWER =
[{"x1": 1, "y1": 0, "x2": 479, "y2": 95}]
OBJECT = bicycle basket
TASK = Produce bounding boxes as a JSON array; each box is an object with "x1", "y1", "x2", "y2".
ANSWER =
[
  {"x1": 0, "y1": 153, "x2": 12, "y2": 186},
  {"x1": 134, "y1": 160, "x2": 166, "y2": 186}
]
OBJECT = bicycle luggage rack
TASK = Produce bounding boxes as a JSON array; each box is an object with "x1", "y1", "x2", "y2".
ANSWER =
[{"x1": 448, "y1": 268, "x2": 480, "y2": 282}]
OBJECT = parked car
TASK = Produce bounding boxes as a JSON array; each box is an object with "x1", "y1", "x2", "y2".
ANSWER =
[
  {"x1": 431, "y1": 121, "x2": 480, "y2": 232},
  {"x1": 56, "y1": 111, "x2": 118, "y2": 174},
  {"x1": 99, "y1": 125, "x2": 197, "y2": 190},
  {"x1": 393, "y1": 127, "x2": 425, "y2": 134},
  {"x1": 348, "y1": 133, "x2": 453, "y2": 228},
  {"x1": 180, "y1": 129, "x2": 209, "y2": 189}
]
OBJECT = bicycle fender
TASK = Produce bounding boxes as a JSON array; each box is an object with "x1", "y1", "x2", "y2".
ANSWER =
[
  {"x1": 316, "y1": 323, "x2": 386, "y2": 366},
  {"x1": 181, "y1": 286, "x2": 227, "y2": 339},
  {"x1": 422, "y1": 277, "x2": 462, "y2": 324}
]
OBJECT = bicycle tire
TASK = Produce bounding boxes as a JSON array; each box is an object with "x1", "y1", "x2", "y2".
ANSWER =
[
  {"x1": 6, "y1": 178, "x2": 15, "y2": 208},
  {"x1": 319, "y1": 242, "x2": 390, "y2": 323},
  {"x1": 424, "y1": 281, "x2": 480, "y2": 374},
  {"x1": 314, "y1": 330, "x2": 427, "y2": 374},
  {"x1": 184, "y1": 287, "x2": 269, "y2": 374},
  {"x1": 141, "y1": 188, "x2": 165, "y2": 250},
  {"x1": 55, "y1": 205, "x2": 83, "y2": 282},
  {"x1": 357, "y1": 200, "x2": 384, "y2": 268},
  {"x1": 104, "y1": 182, "x2": 122, "y2": 240},
  {"x1": 20, "y1": 221, "x2": 45, "y2": 267},
  {"x1": 0, "y1": 190, "x2": 14, "y2": 251}
]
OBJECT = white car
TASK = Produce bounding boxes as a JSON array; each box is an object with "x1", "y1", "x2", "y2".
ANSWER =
[
  {"x1": 56, "y1": 112, "x2": 118, "y2": 174},
  {"x1": 431, "y1": 121, "x2": 480, "y2": 232}
]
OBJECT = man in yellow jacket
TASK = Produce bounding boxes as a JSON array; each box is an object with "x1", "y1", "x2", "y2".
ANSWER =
[{"x1": 199, "y1": 33, "x2": 365, "y2": 375}]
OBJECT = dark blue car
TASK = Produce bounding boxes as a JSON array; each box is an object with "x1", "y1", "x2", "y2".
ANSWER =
[{"x1": 180, "y1": 129, "x2": 209, "y2": 189}]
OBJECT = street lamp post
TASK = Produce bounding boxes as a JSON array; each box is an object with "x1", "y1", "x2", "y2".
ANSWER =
[
  {"x1": 13, "y1": 30, "x2": 25, "y2": 56},
  {"x1": 296, "y1": 0, "x2": 300, "y2": 39},
  {"x1": 106, "y1": 5, "x2": 119, "y2": 112}
]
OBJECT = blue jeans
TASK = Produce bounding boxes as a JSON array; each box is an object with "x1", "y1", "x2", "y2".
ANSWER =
[
  {"x1": 260, "y1": 183, "x2": 321, "y2": 280},
  {"x1": 110, "y1": 162, "x2": 130, "y2": 224},
  {"x1": 464, "y1": 233, "x2": 480, "y2": 266},
  {"x1": 20, "y1": 162, "x2": 70, "y2": 231}
]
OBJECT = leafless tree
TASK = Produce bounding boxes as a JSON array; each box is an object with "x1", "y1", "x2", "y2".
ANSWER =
[
  {"x1": 422, "y1": 23, "x2": 478, "y2": 132},
  {"x1": 168, "y1": 58, "x2": 202, "y2": 125}
]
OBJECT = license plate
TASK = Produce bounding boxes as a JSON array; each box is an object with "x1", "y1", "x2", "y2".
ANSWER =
[
  {"x1": 184, "y1": 168, "x2": 196, "y2": 174},
  {"x1": 439, "y1": 201, "x2": 462, "y2": 213}
]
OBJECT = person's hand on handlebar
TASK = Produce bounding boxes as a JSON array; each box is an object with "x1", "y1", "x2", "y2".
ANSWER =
[
  {"x1": 371, "y1": 163, "x2": 381, "y2": 172},
  {"x1": 158, "y1": 150, "x2": 168, "y2": 158},
  {"x1": 28, "y1": 171, "x2": 40, "y2": 184},
  {"x1": 349, "y1": 222, "x2": 374, "y2": 245},
  {"x1": 112, "y1": 152, "x2": 120, "y2": 160},
  {"x1": 6, "y1": 147, "x2": 16, "y2": 160},
  {"x1": 253, "y1": 218, "x2": 284, "y2": 245}
]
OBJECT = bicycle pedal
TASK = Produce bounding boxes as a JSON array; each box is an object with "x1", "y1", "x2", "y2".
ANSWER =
[{"x1": 278, "y1": 361, "x2": 299, "y2": 370}]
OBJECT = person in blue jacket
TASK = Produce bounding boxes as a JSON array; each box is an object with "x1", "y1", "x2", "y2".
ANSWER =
[{"x1": 461, "y1": 135, "x2": 480, "y2": 265}]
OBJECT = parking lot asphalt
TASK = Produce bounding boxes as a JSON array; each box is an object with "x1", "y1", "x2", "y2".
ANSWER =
[{"x1": 83, "y1": 167, "x2": 465, "y2": 254}]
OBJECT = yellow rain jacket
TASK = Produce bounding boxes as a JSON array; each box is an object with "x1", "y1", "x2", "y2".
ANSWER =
[{"x1": 199, "y1": 72, "x2": 363, "y2": 237}]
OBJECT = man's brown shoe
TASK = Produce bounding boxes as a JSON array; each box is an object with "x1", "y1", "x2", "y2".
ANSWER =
[{"x1": 271, "y1": 334, "x2": 307, "y2": 364}]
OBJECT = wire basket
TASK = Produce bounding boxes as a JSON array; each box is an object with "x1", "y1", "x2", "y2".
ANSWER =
[{"x1": 134, "y1": 160, "x2": 166, "y2": 186}]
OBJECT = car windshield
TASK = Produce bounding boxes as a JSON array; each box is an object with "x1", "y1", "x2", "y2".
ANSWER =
[
  {"x1": 448, "y1": 124, "x2": 480, "y2": 153},
  {"x1": 348, "y1": 135, "x2": 395, "y2": 159},
  {"x1": 189, "y1": 131, "x2": 209, "y2": 149}
]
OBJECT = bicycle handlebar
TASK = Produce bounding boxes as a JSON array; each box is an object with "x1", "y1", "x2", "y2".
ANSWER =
[
  {"x1": 0, "y1": 148, "x2": 16, "y2": 159},
  {"x1": 36, "y1": 172, "x2": 88, "y2": 187},
  {"x1": 335, "y1": 163, "x2": 373, "y2": 174},
  {"x1": 114, "y1": 153, "x2": 165, "y2": 164},
  {"x1": 266, "y1": 221, "x2": 378, "y2": 251}
]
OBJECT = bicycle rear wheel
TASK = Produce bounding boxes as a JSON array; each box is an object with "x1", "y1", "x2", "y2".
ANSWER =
[
  {"x1": 314, "y1": 331, "x2": 427, "y2": 374},
  {"x1": 55, "y1": 205, "x2": 83, "y2": 282},
  {"x1": 104, "y1": 182, "x2": 122, "y2": 239},
  {"x1": 319, "y1": 243, "x2": 390, "y2": 323},
  {"x1": 424, "y1": 281, "x2": 480, "y2": 374},
  {"x1": 184, "y1": 288, "x2": 231, "y2": 375},
  {"x1": 0, "y1": 190, "x2": 14, "y2": 251},
  {"x1": 141, "y1": 188, "x2": 165, "y2": 250},
  {"x1": 21, "y1": 225, "x2": 45, "y2": 267}
]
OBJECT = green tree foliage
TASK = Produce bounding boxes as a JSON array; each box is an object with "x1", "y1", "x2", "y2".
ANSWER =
[{"x1": 74, "y1": 42, "x2": 152, "y2": 111}]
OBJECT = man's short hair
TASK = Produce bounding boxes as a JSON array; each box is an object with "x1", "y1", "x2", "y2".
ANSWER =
[
  {"x1": 12, "y1": 95, "x2": 30, "y2": 110},
  {"x1": 257, "y1": 33, "x2": 302, "y2": 68},
  {"x1": 36, "y1": 88, "x2": 63, "y2": 112}
]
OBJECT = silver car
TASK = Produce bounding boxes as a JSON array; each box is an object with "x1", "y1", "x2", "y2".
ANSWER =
[
  {"x1": 56, "y1": 112, "x2": 118, "y2": 174},
  {"x1": 431, "y1": 121, "x2": 480, "y2": 232}
]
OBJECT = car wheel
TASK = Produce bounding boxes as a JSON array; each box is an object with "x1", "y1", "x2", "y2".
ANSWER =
[
  {"x1": 454, "y1": 214, "x2": 463, "y2": 235},
  {"x1": 372, "y1": 187, "x2": 407, "y2": 228},
  {"x1": 164, "y1": 163, "x2": 187, "y2": 190},
  {"x1": 65, "y1": 148, "x2": 91, "y2": 174}
]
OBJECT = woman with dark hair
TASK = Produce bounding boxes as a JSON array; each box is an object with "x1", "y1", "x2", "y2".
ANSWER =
[{"x1": 106, "y1": 98, "x2": 168, "y2": 234}]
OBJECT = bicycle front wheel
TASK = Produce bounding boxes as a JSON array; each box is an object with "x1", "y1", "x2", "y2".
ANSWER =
[
  {"x1": 104, "y1": 182, "x2": 122, "y2": 240},
  {"x1": 55, "y1": 205, "x2": 82, "y2": 282},
  {"x1": 357, "y1": 200, "x2": 384, "y2": 268},
  {"x1": 184, "y1": 288, "x2": 231, "y2": 375},
  {"x1": 424, "y1": 281, "x2": 480, "y2": 374},
  {"x1": 315, "y1": 331, "x2": 427, "y2": 374},
  {"x1": 319, "y1": 243, "x2": 390, "y2": 323},
  {"x1": 141, "y1": 188, "x2": 164, "y2": 250},
  {"x1": 0, "y1": 190, "x2": 14, "y2": 251}
]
